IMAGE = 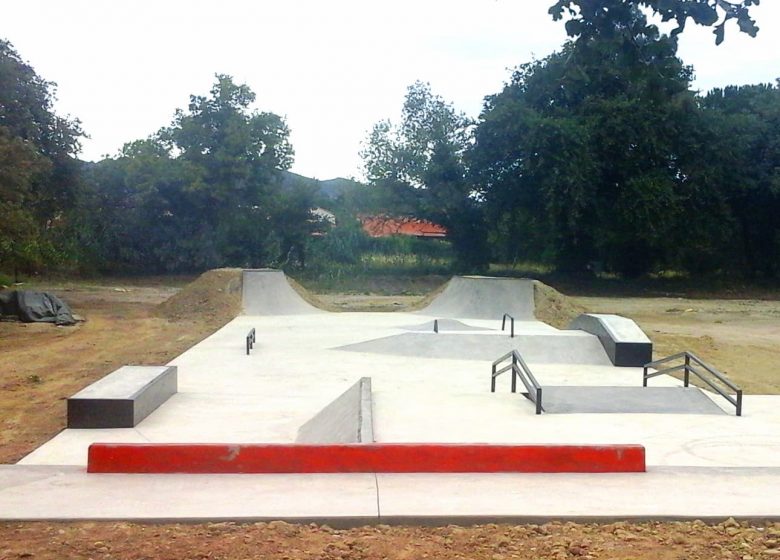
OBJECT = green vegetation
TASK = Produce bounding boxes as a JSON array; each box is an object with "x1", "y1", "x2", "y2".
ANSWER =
[{"x1": 0, "y1": 0, "x2": 775, "y2": 282}]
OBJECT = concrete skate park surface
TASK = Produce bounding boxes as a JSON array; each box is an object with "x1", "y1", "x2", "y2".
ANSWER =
[{"x1": 3, "y1": 270, "x2": 779, "y2": 522}]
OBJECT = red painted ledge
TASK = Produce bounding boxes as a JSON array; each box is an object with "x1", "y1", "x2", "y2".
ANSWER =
[{"x1": 87, "y1": 443, "x2": 646, "y2": 474}]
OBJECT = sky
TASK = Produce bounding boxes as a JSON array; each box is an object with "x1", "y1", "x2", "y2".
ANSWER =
[{"x1": 4, "y1": 0, "x2": 779, "y2": 180}]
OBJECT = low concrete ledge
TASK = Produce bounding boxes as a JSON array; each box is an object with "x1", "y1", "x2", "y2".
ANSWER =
[
  {"x1": 568, "y1": 314, "x2": 652, "y2": 367},
  {"x1": 67, "y1": 365, "x2": 177, "y2": 428},
  {"x1": 87, "y1": 443, "x2": 646, "y2": 474},
  {"x1": 297, "y1": 378, "x2": 373, "y2": 444}
]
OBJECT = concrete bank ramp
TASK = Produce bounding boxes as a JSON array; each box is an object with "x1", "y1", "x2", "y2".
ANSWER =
[
  {"x1": 338, "y1": 332, "x2": 611, "y2": 365},
  {"x1": 541, "y1": 386, "x2": 726, "y2": 414},
  {"x1": 242, "y1": 269, "x2": 322, "y2": 315},
  {"x1": 419, "y1": 276, "x2": 535, "y2": 320},
  {"x1": 296, "y1": 378, "x2": 374, "y2": 443}
]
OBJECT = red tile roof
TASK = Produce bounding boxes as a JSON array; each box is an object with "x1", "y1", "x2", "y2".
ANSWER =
[{"x1": 359, "y1": 215, "x2": 448, "y2": 238}]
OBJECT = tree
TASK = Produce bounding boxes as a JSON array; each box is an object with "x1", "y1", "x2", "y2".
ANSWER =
[
  {"x1": 0, "y1": 39, "x2": 84, "y2": 275},
  {"x1": 549, "y1": 0, "x2": 759, "y2": 45},
  {"x1": 78, "y1": 75, "x2": 318, "y2": 273},
  {"x1": 471, "y1": 5, "x2": 718, "y2": 276},
  {"x1": 361, "y1": 81, "x2": 489, "y2": 270},
  {"x1": 698, "y1": 82, "x2": 780, "y2": 277}
]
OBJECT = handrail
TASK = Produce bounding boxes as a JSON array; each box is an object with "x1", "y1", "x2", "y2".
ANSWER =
[
  {"x1": 643, "y1": 351, "x2": 742, "y2": 416},
  {"x1": 491, "y1": 350, "x2": 543, "y2": 414},
  {"x1": 501, "y1": 313, "x2": 515, "y2": 338},
  {"x1": 246, "y1": 327, "x2": 256, "y2": 355}
]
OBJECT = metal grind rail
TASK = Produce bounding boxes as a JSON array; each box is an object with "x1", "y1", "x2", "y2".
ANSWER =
[
  {"x1": 501, "y1": 313, "x2": 515, "y2": 338},
  {"x1": 491, "y1": 350, "x2": 543, "y2": 414},
  {"x1": 643, "y1": 351, "x2": 743, "y2": 416},
  {"x1": 246, "y1": 328, "x2": 256, "y2": 355}
]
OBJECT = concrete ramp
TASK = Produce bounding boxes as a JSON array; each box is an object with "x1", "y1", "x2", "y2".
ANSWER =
[
  {"x1": 419, "y1": 276, "x2": 535, "y2": 320},
  {"x1": 337, "y1": 332, "x2": 611, "y2": 365},
  {"x1": 540, "y1": 386, "x2": 726, "y2": 414},
  {"x1": 242, "y1": 269, "x2": 322, "y2": 315},
  {"x1": 296, "y1": 378, "x2": 374, "y2": 444}
]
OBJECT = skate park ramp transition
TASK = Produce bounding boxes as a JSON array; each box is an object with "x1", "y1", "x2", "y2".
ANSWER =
[
  {"x1": 242, "y1": 269, "x2": 322, "y2": 315},
  {"x1": 418, "y1": 276, "x2": 535, "y2": 320}
]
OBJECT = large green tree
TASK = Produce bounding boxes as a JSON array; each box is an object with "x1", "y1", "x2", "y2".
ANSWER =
[
  {"x1": 0, "y1": 39, "x2": 84, "y2": 275},
  {"x1": 550, "y1": 0, "x2": 759, "y2": 44},
  {"x1": 698, "y1": 82, "x2": 780, "y2": 277},
  {"x1": 471, "y1": 5, "x2": 720, "y2": 276},
  {"x1": 80, "y1": 75, "x2": 319, "y2": 273},
  {"x1": 361, "y1": 81, "x2": 489, "y2": 270}
]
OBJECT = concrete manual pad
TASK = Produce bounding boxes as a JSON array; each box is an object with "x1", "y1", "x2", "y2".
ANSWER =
[
  {"x1": 67, "y1": 365, "x2": 177, "y2": 428},
  {"x1": 541, "y1": 386, "x2": 727, "y2": 414}
]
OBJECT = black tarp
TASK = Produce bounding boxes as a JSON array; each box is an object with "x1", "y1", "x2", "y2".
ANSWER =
[{"x1": 0, "y1": 290, "x2": 77, "y2": 326}]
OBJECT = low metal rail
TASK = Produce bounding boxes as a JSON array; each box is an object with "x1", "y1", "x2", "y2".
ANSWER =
[
  {"x1": 501, "y1": 313, "x2": 515, "y2": 338},
  {"x1": 246, "y1": 327, "x2": 256, "y2": 355},
  {"x1": 491, "y1": 350, "x2": 543, "y2": 414},
  {"x1": 643, "y1": 351, "x2": 743, "y2": 416}
]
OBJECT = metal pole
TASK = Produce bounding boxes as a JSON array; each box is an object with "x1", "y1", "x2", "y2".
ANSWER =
[
  {"x1": 491, "y1": 364, "x2": 496, "y2": 392},
  {"x1": 736, "y1": 390, "x2": 743, "y2": 417},
  {"x1": 433, "y1": 319, "x2": 438, "y2": 333},
  {"x1": 511, "y1": 354, "x2": 517, "y2": 393},
  {"x1": 684, "y1": 354, "x2": 690, "y2": 387},
  {"x1": 510, "y1": 317, "x2": 514, "y2": 338},
  {"x1": 642, "y1": 366, "x2": 648, "y2": 387}
]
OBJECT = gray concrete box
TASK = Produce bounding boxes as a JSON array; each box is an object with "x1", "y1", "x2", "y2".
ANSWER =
[
  {"x1": 67, "y1": 365, "x2": 177, "y2": 428},
  {"x1": 567, "y1": 314, "x2": 653, "y2": 367}
]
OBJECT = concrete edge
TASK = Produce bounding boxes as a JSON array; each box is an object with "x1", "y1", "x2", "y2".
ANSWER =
[
  {"x1": 567, "y1": 314, "x2": 653, "y2": 367},
  {"x1": 358, "y1": 378, "x2": 374, "y2": 444},
  {"x1": 67, "y1": 365, "x2": 178, "y2": 429},
  {"x1": 296, "y1": 378, "x2": 373, "y2": 444},
  {"x1": 86, "y1": 444, "x2": 646, "y2": 474}
]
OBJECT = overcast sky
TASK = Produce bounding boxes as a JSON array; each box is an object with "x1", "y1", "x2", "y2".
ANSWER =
[{"x1": 4, "y1": 0, "x2": 779, "y2": 180}]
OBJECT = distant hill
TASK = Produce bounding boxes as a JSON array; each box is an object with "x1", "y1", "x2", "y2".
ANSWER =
[
  {"x1": 319, "y1": 177, "x2": 364, "y2": 200},
  {"x1": 280, "y1": 171, "x2": 365, "y2": 203}
]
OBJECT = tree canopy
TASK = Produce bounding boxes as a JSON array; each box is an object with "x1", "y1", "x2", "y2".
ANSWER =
[
  {"x1": 0, "y1": 39, "x2": 84, "y2": 275},
  {"x1": 361, "y1": 81, "x2": 489, "y2": 270},
  {"x1": 550, "y1": 0, "x2": 759, "y2": 44},
  {"x1": 76, "y1": 75, "x2": 319, "y2": 273}
]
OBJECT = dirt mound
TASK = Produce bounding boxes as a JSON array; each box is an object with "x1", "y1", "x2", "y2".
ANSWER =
[
  {"x1": 533, "y1": 280, "x2": 586, "y2": 329},
  {"x1": 156, "y1": 268, "x2": 242, "y2": 324}
]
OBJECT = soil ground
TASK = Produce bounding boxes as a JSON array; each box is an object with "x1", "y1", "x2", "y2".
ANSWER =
[
  {"x1": 1, "y1": 274, "x2": 779, "y2": 558},
  {"x1": 1, "y1": 519, "x2": 779, "y2": 560}
]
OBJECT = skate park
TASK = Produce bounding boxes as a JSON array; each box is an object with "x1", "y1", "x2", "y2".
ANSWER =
[{"x1": 1, "y1": 269, "x2": 779, "y2": 522}]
